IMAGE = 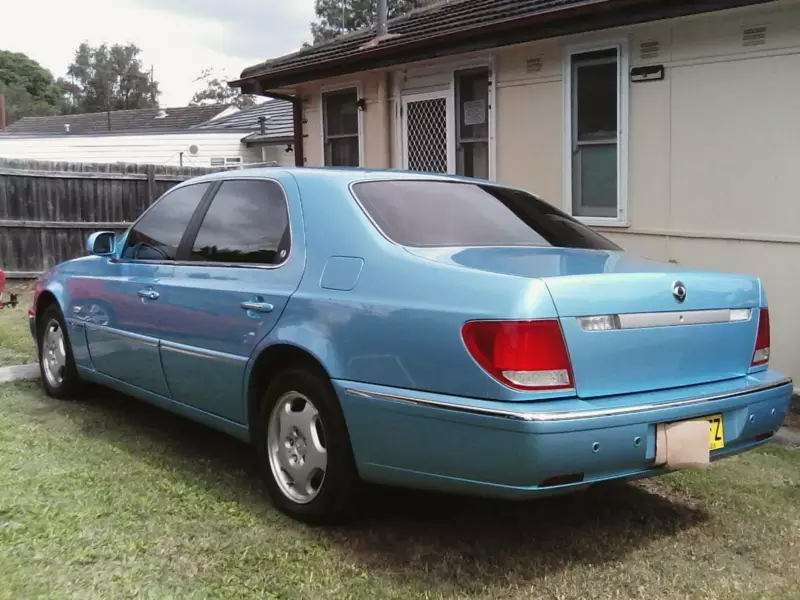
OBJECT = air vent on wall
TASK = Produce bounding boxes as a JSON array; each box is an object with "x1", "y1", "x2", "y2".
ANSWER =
[
  {"x1": 639, "y1": 41, "x2": 661, "y2": 60},
  {"x1": 742, "y1": 26, "x2": 767, "y2": 47},
  {"x1": 526, "y1": 57, "x2": 543, "y2": 74}
]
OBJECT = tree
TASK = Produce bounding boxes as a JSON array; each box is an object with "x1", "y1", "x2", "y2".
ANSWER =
[
  {"x1": 190, "y1": 68, "x2": 256, "y2": 109},
  {"x1": 0, "y1": 50, "x2": 66, "y2": 123},
  {"x1": 59, "y1": 43, "x2": 159, "y2": 113},
  {"x1": 310, "y1": 0, "x2": 428, "y2": 44}
]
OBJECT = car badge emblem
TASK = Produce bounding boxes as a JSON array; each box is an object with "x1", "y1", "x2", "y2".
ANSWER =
[{"x1": 672, "y1": 281, "x2": 687, "y2": 304}]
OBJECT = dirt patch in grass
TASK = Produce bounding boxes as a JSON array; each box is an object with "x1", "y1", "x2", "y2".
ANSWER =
[
  {"x1": 1, "y1": 381, "x2": 799, "y2": 599},
  {"x1": 0, "y1": 284, "x2": 35, "y2": 367}
]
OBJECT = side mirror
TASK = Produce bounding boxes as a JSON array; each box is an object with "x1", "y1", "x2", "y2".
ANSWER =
[{"x1": 87, "y1": 231, "x2": 116, "y2": 256}]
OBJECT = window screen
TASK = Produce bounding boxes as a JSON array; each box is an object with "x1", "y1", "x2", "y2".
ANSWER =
[
  {"x1": 123, "y1": 183, "x2": 209, "y2": 261},
  {"x1": 190, "y1": 180, "x2": 290, "y2": 265},
  {"x1": 353, "y1": 180, "x2": 620, "y2": 250}
]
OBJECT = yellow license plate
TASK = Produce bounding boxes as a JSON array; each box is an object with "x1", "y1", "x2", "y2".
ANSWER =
[{"x1": 694, "y1": 414, "x2": 725, "y2": 450}]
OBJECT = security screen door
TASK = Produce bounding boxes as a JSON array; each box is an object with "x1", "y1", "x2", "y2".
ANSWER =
[{"x1": 402, "y1": 91, "x2": 454, "y2": 173}]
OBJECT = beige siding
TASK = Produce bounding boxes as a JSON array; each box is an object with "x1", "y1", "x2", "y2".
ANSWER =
[{"x1": 492, "y1": 1, "x2": 800, "y2": 379}]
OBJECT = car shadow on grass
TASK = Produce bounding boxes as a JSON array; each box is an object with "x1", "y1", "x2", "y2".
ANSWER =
[{"x1": 38, "y1": 384, "x2": 709, "y2": 589}]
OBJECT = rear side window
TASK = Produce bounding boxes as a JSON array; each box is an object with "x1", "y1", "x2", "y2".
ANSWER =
[
  {"x1": 352, "y1": 180, "x2": 621, "y2": 250},
  {"x1": 189, "y1": 180, "x2": 290, "y2": 265},
  {"x1": 123, "y1": 183, "x2": 210, "y2": 260}
]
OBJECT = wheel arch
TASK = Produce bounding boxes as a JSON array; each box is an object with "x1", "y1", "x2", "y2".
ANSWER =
[
  {"x1": 35, "y1": 290, "x2": 60, "y2": 325},
  {"x1": 245, "y1": 342, "x2": 337, "y2": 441}
]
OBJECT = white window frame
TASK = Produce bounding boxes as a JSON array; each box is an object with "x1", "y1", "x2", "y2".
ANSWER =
[
  {"x1": 210, "y1": 157, "x2": 243, "y2": 168},
  {"x1": 319, "y1": 82, "x2": 365, "y2": 168},
  {"x1": 562, "y1": 39, "x2": 630, "y2": 227}
]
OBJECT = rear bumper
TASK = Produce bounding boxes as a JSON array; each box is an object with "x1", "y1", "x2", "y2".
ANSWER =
[{"x1": 335, "y1": 372, "x2": 793, "y2": 499}]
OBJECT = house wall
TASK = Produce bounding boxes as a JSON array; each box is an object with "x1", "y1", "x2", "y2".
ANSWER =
[
  {"x1": 492, "y1": 0, "x2": 800, "y2": 380},
  {"x1": 293, "y1": 0, "x2": 800, "y2": 380},
  {"x1": 0, "y1": 132, "x2": 259, "y2": 168}
]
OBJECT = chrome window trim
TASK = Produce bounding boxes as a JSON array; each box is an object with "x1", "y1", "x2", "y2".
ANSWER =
[
  {"x1": 578, "y1": 308, "x2": 754, "y2": 331},
  {"x1": 118, "y1": 176, "x2": 293, "y2": 270},
  {"x1": 343, "y1": 377, "x2": 793, "y2": 423}
]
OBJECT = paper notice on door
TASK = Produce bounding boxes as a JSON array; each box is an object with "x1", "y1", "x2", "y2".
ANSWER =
[{"x1": 463, "y1": 100, "x2": 486, "y2": 126}]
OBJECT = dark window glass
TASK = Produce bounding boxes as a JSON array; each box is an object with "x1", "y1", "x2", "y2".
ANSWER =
[
  {"x1": 324, "y1": 88, "x2": 360, "y2": 167},
  {"x1": 122, "y1": 183, "x2": 209, "y2": 260},
  {"x1": 190, "y1": 180, "x2": 290, "y2": 265},
  {"x1": 353, "y1": 180, "x2": 621, "y2": 250},
  {"x1": 574, "y1": 50, "x2": 618, "y2": 142}
]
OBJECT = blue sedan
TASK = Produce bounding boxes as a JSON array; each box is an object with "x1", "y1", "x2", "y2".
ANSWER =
[{"x1": 29, "y1": 168, "x2": 793, "y2": 523}]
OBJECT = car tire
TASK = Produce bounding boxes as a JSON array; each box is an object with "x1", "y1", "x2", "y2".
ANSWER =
[
  {"x1": 255, "y1": 367, "x2": 358, "y2": 524},
  {"x1": 37, "y1": 304, "x2": 81, "y2": 400}
]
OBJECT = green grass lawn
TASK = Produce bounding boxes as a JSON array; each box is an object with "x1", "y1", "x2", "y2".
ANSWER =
[
  {"x1": 0, "y1": 382, "x2": 798, "y2": 599},
  {"x1": 0, "y1": 284, "x2": 36, "y2": 367}
]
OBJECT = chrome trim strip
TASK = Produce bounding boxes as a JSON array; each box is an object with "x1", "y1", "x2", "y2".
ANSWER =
[
  {"x1": 160, "y1": 341, "x2": 247, "y2": 365},
  {"x1": 344, "y1": 377, "x2": 793, "y2": 423},
  {"x1": 580, "y1": 308, "x2": 753, "y2": 331},
  {"x1": 84, "y1": 324, "x2": 159, "y2": 348}
]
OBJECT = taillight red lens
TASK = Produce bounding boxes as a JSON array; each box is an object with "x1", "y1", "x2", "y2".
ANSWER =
[
  {"x1": 462, "y1": 320, "x2": 574, "y2": 391},
  {"x1": 751, "y1": 308, "x2": 770, "y2": 366}
]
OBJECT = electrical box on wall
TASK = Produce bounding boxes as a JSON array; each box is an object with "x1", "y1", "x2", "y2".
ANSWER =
[{"x1": 630, "y1": 65, "x2": 665, "y2": 82}]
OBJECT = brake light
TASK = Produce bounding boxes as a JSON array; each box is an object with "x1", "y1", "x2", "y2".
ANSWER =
[
  {"x1": 751, "y1": 308, "x2": 770, "y2": 366},
  {"x1": 462, "y1": 320, "x2": 574, "y2": 391}
]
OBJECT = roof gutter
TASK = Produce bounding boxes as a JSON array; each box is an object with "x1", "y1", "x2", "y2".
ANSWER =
[
  {"x1": 261, "y1": 90, "x2": 304, "y2": 168},
  {"x1": 231, "y1": 0, "x2": 774, "y2": 90}
]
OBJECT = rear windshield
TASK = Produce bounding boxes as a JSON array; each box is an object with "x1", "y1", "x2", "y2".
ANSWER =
[{"x1": 352, "y1": 180, "x2": 621, "y2": 251}]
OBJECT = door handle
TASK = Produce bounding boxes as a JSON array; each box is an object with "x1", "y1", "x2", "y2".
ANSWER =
[
  {"x1": 241, "y1": 301, "x2": 274, "y2": 313},
  {"x1": 137, "y1": 289, "x2": 160, "y2": 301}
]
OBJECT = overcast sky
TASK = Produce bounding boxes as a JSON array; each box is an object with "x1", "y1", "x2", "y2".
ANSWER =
[{"x1": 4, "y1": 0, "x2": 316, "y2": 107}]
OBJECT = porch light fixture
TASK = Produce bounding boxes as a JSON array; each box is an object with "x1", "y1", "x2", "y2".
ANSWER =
[{"x1": 356, "y1": 98, "x2": 367, "y2": 112}]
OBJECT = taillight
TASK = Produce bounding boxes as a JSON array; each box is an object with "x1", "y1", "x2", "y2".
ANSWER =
[
  {"x1": 751, "y1": 308, "x2": 770, "y2": 366},
  {"x1": 462, "y1": 320, "x2": 574, "y2": 391}
]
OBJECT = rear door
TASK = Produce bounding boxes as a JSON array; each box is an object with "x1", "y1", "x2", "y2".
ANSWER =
[{"x1": 154, "y1": 177, "x2": 305, "y2": 423}]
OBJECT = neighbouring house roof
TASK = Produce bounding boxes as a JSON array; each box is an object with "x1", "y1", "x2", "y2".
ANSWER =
[
  {"x1": 4, "y1": 105, "x2": 233, "y2": 135},
  {"x1": 233, "y1": 0, "x2": 774, "y2": 91},
  {"x1": 192, "y1": 100, "x2": 294, "y2": 145}
]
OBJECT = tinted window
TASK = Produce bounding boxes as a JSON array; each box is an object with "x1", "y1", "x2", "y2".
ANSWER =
[
  {"x1": 190, "y1": 180, "x2": 290, "y2": 265},
  {"x1": 353, "y1": 180, "x2": 621, "y2": 250},
  {"x1": 123, "y1": 183, "x2": 209, "y2": 260}
]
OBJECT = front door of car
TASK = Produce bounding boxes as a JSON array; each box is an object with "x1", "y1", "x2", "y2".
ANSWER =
[
  {"x1": 153, "y1": 178, "x2": 305, "y2": 424},
  {"x1": 82, "y1": 181, "x2": 213, "y2": 396}
]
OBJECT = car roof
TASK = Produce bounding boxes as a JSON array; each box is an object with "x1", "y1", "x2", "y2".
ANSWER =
[{"x1": 180, "y1": 166, "x2": 497, "y2": 188}]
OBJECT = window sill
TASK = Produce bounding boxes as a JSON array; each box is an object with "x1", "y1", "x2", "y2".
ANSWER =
[{"x1": 575, "y1": 217, "x2": 629, "y2": 229}]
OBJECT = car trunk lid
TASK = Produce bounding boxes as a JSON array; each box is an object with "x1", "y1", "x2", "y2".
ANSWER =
[{"x1": 407, "y1": 247, "x2": 762, "y2": 398}]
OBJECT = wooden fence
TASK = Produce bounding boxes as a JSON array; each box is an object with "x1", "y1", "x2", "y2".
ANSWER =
[{"x1": 0, "y1": 158, "x2": 218, "y2": 277}]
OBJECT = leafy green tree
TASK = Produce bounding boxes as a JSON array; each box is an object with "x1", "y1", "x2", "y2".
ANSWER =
[
  {"x1": 0, "y1": 50, "x2": 66, "y2": 123},
  {"x1": 310, "y1": 0, "x2": 427, "y2": 44},
  {"x1": 190, "y1": 68, "x2": 256, "y2": 109},
  {"x1": 59, "y1": 43, "x2": 159, "y2": 113}
]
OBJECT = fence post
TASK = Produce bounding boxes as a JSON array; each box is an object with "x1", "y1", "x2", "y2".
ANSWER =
[{"x1": 146, "y1": 164, "x2": 156, "y2": 203}]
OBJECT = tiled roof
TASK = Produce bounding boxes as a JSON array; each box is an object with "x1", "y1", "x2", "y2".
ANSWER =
[
  {"x1": 4, "y1": 105, "x2": 231, "y2": 135},
  {"x1": 235, "y1": 0, "x2": 773, "y2": 89},
  {"x1": 192, "y1": 100, "x2": 293, "y2": 142}
]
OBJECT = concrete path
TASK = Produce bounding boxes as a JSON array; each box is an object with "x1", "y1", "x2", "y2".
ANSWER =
[{"x1": 0, "y1": 363, "x2": 40, "y2": 383}]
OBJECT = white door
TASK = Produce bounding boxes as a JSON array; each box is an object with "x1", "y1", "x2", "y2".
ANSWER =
[{"x1": 401, "y1": 91, "x2": 454, "y2": 173}]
